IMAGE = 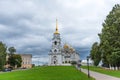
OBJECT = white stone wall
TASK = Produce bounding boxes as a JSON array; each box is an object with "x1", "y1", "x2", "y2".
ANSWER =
[
  {"x1": 48, "y1": 55, "x2": 52, "y2": 65},
  {"x1": 57, "y1": 55, "x2": 62, "y2": 65}
]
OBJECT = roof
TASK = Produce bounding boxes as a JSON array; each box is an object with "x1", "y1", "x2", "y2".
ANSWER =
[{"x1": 19, "y1": 54, "x2": 32, "y2": 57}]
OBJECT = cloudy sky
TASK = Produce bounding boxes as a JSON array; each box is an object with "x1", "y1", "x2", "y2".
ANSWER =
[{"x1": 0, "y1": 0, "x2": 120, "y2": 65}]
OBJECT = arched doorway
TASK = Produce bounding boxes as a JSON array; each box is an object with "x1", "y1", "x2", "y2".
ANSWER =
[{"x1": 52, "y1": 56, "x2": 57, "y2": 65}]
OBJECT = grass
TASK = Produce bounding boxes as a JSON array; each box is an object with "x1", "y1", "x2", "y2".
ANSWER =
[
  {"x1": 81, "y1": 66, "x2": 120, "y2": 78},
  {"x1": 0, "y1": 66, "x2": 95, "y2": 80}
]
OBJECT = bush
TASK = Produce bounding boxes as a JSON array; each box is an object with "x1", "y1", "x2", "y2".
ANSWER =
[{"x1": 71, "y1": 61, "x2": 77, "y2": 65}]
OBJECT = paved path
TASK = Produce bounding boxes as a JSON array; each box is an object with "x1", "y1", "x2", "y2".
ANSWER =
[{"x1": 81, "y1": 69, "x2": 120, "y2": 80}]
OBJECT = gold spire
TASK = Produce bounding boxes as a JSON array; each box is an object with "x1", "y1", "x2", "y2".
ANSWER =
[{"x1": 54, "y1": 19, "x2": 59, "y2": 34}]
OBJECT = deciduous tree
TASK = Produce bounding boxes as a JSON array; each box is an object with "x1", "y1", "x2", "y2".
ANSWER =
[
  {"x1": 8, "y1": 54, "x2": 22, "y2": 68},
  {"x1": 99, "y1": 4, "x2": 120, "y2": 68},
  {"x1": 90, "y1": 42, "x2": 101, "y2": 66},
  {"x1": 0, "y1": 42, "x2": 7, "y2": 70}
]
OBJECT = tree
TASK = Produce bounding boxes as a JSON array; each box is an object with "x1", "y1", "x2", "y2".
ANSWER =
[
  {"x1": 8, "y1": 47, "x2": 16, "y2": 56},
  {"x1": 71, "y1": 61, "x2": 77, "y2": 65},
  {"x1": 8, "y1": 47, "x2": 22, "y2": 68},
  {"x1": 8, "y1": 54, "x2": 22, "y2": 68},
  {"x1": 90, "y1": 42, "x2": 101, "y2": 66},
  {"x1": 98, "y1": 4, "x2": 120, "y2": 68},
  {"x1": 0, "y1": 42, "x2": 7, "y2": 70},
  {"x1": 109, "y1": 49, "x2": 120, "y2": 70}
]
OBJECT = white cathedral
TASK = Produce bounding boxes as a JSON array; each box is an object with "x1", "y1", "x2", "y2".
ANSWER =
[{"x1": 48, "y1": 20, "x2": 80, "y2": 65}]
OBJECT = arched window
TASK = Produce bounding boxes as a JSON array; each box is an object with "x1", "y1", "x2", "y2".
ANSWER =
[
  {"x1": 54, "y1": 41, "x2": 57, "y2": 45},
  {"x1": 54, "y1": 49, "x2": 57, "y2": 52},
  {"x1": 53, "y1": 56, "x2": 57, "y2": 64}
]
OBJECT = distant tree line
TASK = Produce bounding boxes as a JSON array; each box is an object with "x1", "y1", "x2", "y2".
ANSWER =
[
  {"x1": 0, "y1": 42, "x2": 22, "y2": 70},
  {"x1": 90, "y1": 4, "x2": 120, "y2": 70}
]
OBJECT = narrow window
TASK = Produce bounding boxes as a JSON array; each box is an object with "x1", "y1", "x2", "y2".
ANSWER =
[{"x1": 54, "y1": 41, "x2": 57, "y2": 45}]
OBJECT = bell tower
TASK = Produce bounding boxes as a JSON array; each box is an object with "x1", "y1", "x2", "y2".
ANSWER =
[
  {"x1": 52, "y1": 19, "x2": 61, "y2": 54},
  {"x1": 49, "y1": 19, "x2": 62, "y2": 65}
]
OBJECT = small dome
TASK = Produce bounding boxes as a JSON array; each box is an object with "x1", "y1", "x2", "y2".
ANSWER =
[
  {"x1": 63, "y1": 44, "x2": 69, "y2": 49},
  {"x1": 70, "y1": 47, "x2": 74, "y2": 52}
]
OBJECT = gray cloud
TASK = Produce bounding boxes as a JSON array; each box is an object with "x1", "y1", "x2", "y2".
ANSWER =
[{"x1": 0, "y1": 0, "x2": 120, "y2": 65}]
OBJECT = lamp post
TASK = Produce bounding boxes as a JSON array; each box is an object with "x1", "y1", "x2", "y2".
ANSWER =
[{"x1": 87, "y1": 56, "x2": 90, "y2": 78}]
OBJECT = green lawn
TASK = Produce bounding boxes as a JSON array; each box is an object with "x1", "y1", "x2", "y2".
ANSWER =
[
  {"x1": 81, "y1": 66, "x2": 120, "y2": 78},
  {"x1": 0, "y1": 66, "x2": 94, "y2": 80}
]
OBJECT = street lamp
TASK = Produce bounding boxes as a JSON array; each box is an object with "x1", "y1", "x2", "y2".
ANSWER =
[{"x1": 87, "y1": 56, "x2": 90, "y2": 78}]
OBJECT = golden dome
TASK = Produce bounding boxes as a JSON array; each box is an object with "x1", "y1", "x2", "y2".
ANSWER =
[
  {"x1": 70, "y1": 47, "x2": 74, "y2": 52},
  {"x1": 64, "y1": 44, "x2": 69, "y2": 49}
]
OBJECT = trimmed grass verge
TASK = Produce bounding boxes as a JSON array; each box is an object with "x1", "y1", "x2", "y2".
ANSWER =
[
  {"x1": 0, "y1": 66, "x2": 95, "y2": 80},
  {"x1": 81, "y1": 66, "x2": 120, "y2": 78}
]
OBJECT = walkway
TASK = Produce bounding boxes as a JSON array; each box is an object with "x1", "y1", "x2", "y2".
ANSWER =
[{"x1": 81, "y1": 69, "x2": 120, "y2": 80}]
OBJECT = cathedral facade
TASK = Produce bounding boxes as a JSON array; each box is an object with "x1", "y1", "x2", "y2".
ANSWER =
[{"x1": 48, "y1": 20, "x2": 80, "y2": 65}]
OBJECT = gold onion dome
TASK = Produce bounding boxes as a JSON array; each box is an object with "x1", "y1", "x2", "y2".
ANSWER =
[
  {"x1": 54, "y1": 19, "x2": 59, "y2": 34},
  {"x1": 64, "y1": 44, "x2": 69, "y2": 49}
]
